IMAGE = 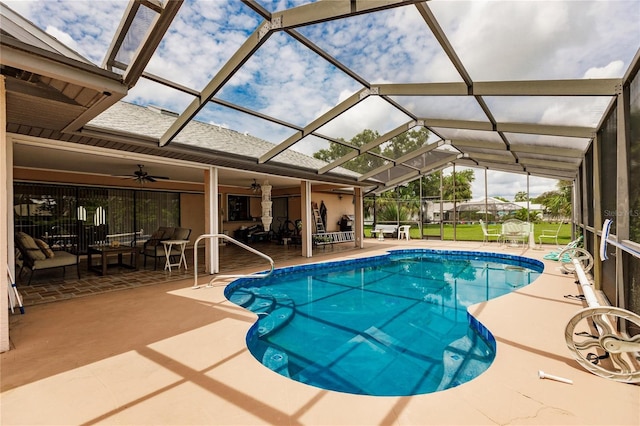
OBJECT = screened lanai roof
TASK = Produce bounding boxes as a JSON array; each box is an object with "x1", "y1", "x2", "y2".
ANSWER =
[{"x1": 8, "y1": 0, "x2": 640, "y2": 193}]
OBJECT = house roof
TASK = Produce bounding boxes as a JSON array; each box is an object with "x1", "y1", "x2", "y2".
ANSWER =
[{"x1": 86, "y1": 101, "x2": 360, "y2": 180}]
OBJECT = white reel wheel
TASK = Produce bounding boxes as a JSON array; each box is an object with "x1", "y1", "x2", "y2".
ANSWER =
[
  {"x1": 559, "y1": 247, "x2": 593, "y2": 273},
  {"x1": 565, "y1": 306, "x2": 640, "y2": 383}
]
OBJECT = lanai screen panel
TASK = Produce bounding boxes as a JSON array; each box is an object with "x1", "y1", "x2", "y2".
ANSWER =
[
  {"x1": 294, "y1": 5, "x2": 464, "y2": 84},
  {"x1": 390, "y1": 96, "x2": 489, "y2": 122},
  {"x1": 483, "y1": 96, "x2": 613, "y2": 128},
  {"x1": 90, "y1": 0, "x2": 640, "y2": 189}
]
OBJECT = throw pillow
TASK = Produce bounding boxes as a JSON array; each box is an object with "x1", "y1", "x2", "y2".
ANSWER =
[
  {"x1": 34, "y1": 238, "x2": 55, "y2": 258},
  {"x1": 16, "y1": 232, "x2": 47, "y2": 261},
  {"x1": 16, "y1": 231, "x2": 40, "y2": 250}
]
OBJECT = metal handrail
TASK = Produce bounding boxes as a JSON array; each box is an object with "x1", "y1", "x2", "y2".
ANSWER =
[{"x1": 192, "y1": 233, "x2": 275, "y2": 289}]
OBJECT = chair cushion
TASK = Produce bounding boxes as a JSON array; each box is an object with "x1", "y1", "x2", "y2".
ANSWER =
[
  {"x1": 161, "y1": 227, "x2": 176, "y2": 239},
  {"x1": 150, "y1": 227, "x2": 170, "y2": 240},
  {"x1": 31, "y1": 251, "x2": 77, "y2": 269},
  {"x1": 16, "y1": 232, "x2": 47, "y2": 261},
  {"x1": 172, "y1": 227, "x2": 190, "y2": 240},
  {"x1": 34, "y1": 238, "x2": 55, "y2": 258}
]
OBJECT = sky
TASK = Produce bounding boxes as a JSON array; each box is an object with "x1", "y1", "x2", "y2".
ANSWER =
[{"x1": 5, "y1": 0, "x2": 640, "y2": 200}]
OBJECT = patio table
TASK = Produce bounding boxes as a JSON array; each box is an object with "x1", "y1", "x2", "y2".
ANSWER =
[
  {"x1": 161, "y1": 239, "x2": 189, "y2": 271},
  {"x1": 87, "y1": 245, "x2": 138, "y2": 276}
]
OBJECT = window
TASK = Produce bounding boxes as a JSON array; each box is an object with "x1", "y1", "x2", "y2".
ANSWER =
[
  {"x1": 227, "y1": 195, "x2": 251, "y2": 221},
  {"x1": 14, "y1": 183, "x2": 180, "y2": 253}
]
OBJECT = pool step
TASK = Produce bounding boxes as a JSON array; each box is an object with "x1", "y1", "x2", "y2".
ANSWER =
[
  {"x1": 227, "y1": 289, "x2": 255, "y2": 307},
  {"x1": 239, "y1": 287, "x2": 295, "y2": 337},
  {"x1": 262, "y1": 346, "x2": 290, "y2": 377},
  {"x1": 257, "y1": 305, "x2": 294, "y2": 337},
  {"x1": 436, "y1": 333, "x2": 493, "y2": 391}
]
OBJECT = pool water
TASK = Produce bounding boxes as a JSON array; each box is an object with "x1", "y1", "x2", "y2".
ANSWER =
[{"x1": 226, "y1": 249, "x2": 543, "y2": 396}]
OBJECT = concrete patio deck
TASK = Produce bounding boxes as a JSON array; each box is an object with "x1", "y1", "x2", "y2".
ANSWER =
[{"x1": 2, "y1": 239, "x2": 639, "y2": 425}]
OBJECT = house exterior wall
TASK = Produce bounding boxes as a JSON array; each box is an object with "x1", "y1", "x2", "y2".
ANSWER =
[{"x1": 180, "y1": 193, "x2": 205, "y2": 245}]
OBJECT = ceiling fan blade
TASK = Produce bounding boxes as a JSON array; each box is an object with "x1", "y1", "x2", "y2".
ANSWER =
[
  {"x1": 149, "y1": 175, "x2": 170, "y2": 180},
  {"x1": 145, "y1": 176, "x2": 157, "y2": 182}
]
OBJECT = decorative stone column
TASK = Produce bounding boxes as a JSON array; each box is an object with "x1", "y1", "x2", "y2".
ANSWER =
[{"x1": 261, "y1": 180, "x2": 272, "y2": 231}]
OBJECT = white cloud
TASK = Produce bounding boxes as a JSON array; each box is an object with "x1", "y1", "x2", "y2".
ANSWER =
[
  {"x1": 584, "y1": 60, "x2": 625, "y2": 79},
  {"x1": 44, "y1": 25, "x2": 80, "y2": 52},
  {"x1": 3, "y1": 0, "x2": 37, "y2": 18}
]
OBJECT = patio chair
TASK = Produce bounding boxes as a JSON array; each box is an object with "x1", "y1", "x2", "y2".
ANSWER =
[
  {"x1": 538, "y1": 222, "x2": 563, "y2": 247},
  {"x1": 479, "y1": 219, "x2": 501, "y2": 244},
  {"x1": 397, "y1": 225, "x2": 411, "y2": 241},
  {"x1": 501, "y1": 218, "x2": 530, "y2": 247},
  {"x1": 142, "y1": 227, "x2": 192, "y2": 270}
]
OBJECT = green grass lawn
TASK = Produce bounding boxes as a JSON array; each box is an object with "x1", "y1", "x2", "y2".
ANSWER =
[{"x1": 365, "y1": 222, "x2": 572, "y2": 246}]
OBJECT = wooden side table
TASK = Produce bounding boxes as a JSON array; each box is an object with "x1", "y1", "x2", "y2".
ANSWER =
[{"x1": 87, "y1": 245, "x2": 138, "y2": 276}]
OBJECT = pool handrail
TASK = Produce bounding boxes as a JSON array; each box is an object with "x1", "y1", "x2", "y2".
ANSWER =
[{"x1": 192, "y1": 233, "x2": 275, "y2": 289}]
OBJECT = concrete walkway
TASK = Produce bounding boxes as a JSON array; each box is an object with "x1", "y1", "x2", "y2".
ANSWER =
[{"x1": 2, "y1": 240, "x2": 639, "y2": 425}]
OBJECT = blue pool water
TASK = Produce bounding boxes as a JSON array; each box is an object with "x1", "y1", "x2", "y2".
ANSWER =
[{"x1": 226, "y1": 249, "x2": 543, "y2": 396}]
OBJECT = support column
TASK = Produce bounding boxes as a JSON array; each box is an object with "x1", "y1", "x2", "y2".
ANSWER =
[
  {"x1": 204, "y1": 167, "x2": 219, "y2": 274},
  {"x1": 354, "y1": 187, "x2": 364, "y2": 248},
  {"x1": 616, "y1": 87, "x2": 630, "y2": 307},
  {"x1": 484, "y1": 168, "x2": 488, "y2": 223},
  {"x1": 301, "y1": 180, "x2": 312, "y2": 258},
  {"x1": 593, "y1": 134, "x2": 603, "y2": 290},
  {"x1": 1, "y1": 76, "x2": 9, "y2": 352}
]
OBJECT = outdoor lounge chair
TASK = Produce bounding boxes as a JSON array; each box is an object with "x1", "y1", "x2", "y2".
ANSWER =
[
  {"x1": 543, "y1": 235, "x2": 583, "y2": 261},
  {"x1": 15, "y1": 231, "x2": 80, "y2": 284},
  {"x1": 479, "y1": 219, "x2": 501, "y2": 244}
]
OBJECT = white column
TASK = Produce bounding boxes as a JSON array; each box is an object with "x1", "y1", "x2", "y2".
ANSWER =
[
  {"x1": 204, "y1": 167, "x2": 219, "y2": 274},
  {"x1": 354, "y1": 187, "x2": 364, "y2": 248},
  {"x1": 301, "y1": 180, "x2": 313, "y2": 258},
  {"x1": 1, "y1": 76, "x2": 10, "y2": 352}
]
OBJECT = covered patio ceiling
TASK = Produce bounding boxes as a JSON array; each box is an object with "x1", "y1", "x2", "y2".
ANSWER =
[{"x1": 4, "y1": 0, "x2": 640, "y2": 194}]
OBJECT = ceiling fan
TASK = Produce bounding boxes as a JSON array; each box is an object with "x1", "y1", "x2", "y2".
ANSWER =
[
  {"x1": 250, "y1": 179, "x2": 261, "y2": 193},
  {"x1": 117, "y1": 164, "x2": 170, "y2": 184}
]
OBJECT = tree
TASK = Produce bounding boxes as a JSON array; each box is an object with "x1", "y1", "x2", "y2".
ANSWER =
[
  {"x1": 313, "y1": 127, "x2": 431, "y2": 175},
  {"x1": 442, "y1": 169, "x2": 474, "y2": 201},
  {"x1": 514, "y1": 191, "x2": 528, "y2": 202},
  {"x1": 513, "y1": 208, "x2": 540, "y2": 222},
  {"x1": 533, "y1": 180, "x2": 572, "y2": 220},
  {"x1": 494, "y1": 196, "x2": 509, "y2": 202},
  {"x1": 314, "y1": 129, "x2": 382, "y2": 173}
]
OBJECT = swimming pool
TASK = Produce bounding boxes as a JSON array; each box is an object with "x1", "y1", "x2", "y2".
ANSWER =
[{"x1": 226, "y1": 249, "x2": 543, "y2": 396}]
